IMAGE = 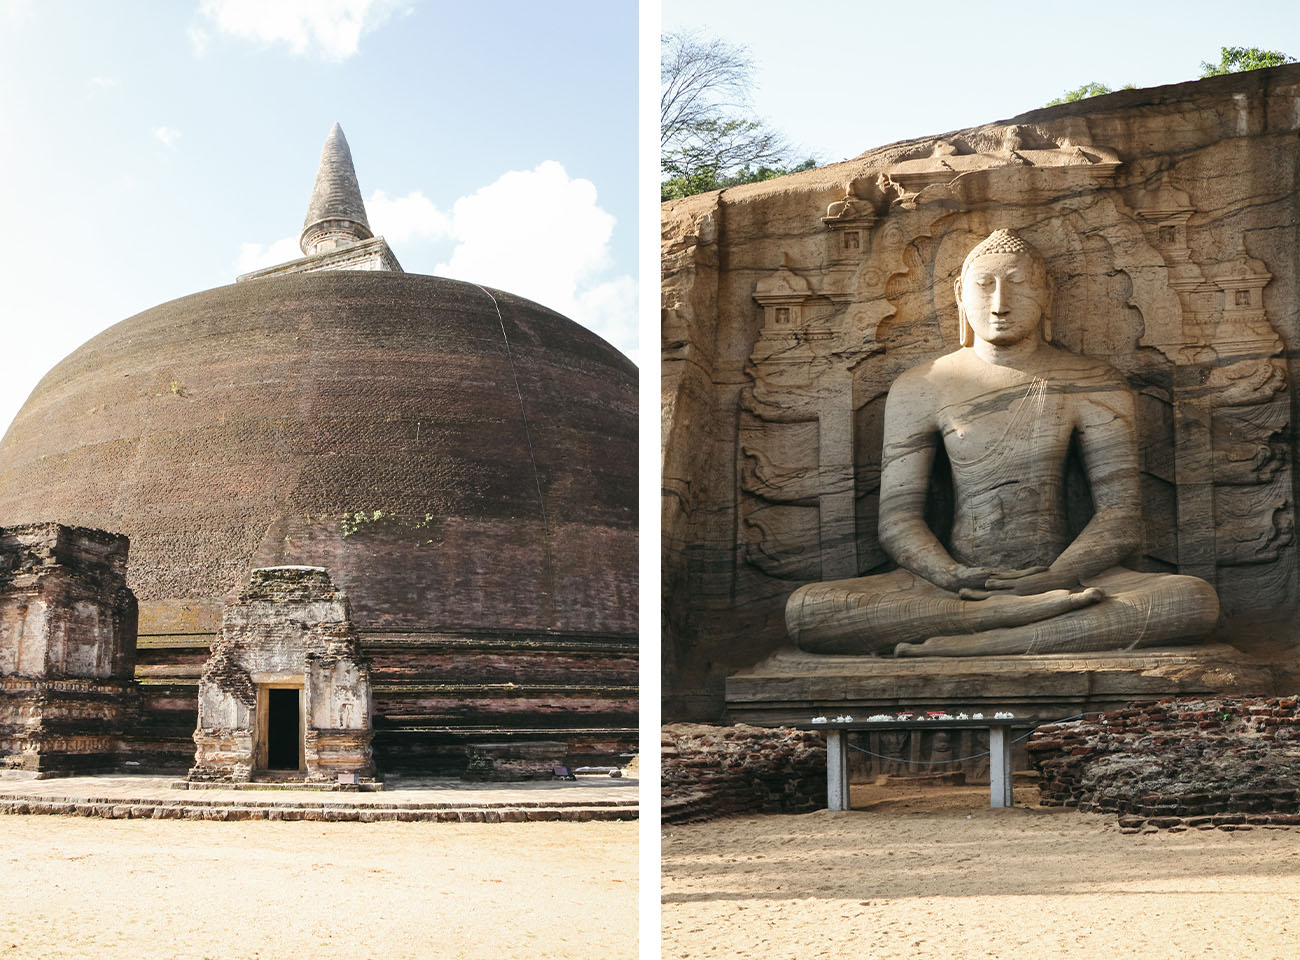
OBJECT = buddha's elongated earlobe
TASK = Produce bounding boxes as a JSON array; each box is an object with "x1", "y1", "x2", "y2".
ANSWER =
[{"x1": 954, "y1": 276, "x2": 974, "y2": 347}]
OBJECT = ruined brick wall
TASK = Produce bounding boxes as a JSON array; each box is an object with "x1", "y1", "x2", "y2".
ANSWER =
[
  {"x1": 662, "y1": 723, "x2": 826, "y2": 823},
  {"x1": 1030, "y1": 697, "x2": 1300, "y2": 831},
  {"x1": 463, "y1": 741, "x2": 568, "y2": 781}
]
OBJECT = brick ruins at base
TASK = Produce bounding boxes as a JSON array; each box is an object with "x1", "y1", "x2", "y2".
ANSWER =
[
  {"x1": 661, "y1": 723, "x2": 827, "y2": 823},
  {"x1": 0, "y1": 523, "x2": 139, "y2": 774},
  {"x1": 189, "y1": 565, "x2": 375, "y2": 784},
  {"x1": 1030, "y1": 697, "x2": 1300, "y2": 832}
]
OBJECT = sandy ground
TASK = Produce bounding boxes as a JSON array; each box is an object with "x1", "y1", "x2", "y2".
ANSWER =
[
  {"x1": 663, "y1": 782, "x2": 1300, "y2": 960},
  {"x1": 0, "y1": 816, "x2": 636, "y2": 960}
]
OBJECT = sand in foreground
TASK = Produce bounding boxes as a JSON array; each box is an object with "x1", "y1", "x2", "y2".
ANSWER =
[
  {"x1": 663, "y1": 784, "x2": 1300, "y2": 960},
  {"x1": 0, "y1": 816, "x2": 636, "y2": 960}
]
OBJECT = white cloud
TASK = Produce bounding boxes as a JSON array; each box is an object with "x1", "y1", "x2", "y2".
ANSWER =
[
  {"x1": 0, "y1": 0, "x2": 33, "y2": 22},
  {"x1": 154, "y1": 126, "x2": 182, "y2": 148},
  {"x1": 366, "y1": 189, "x2": 450, "y2": 244},
  {"x1": 193, "y1": 0, "x2": 402, "y2": 61},
  {"x1": 88, "y1": 76, "x2": 118, "y2": 89},
  {"x1": 187, "y1": 25, "x2": 211, "y2": 55},
  {"x1": 433, "y1": 161, "x2": 637, "y2": 358},
  {"x1": 235, "y1": 236, "x2": 301, "y2": 274},
  {"x1": 573, "y1": 275, "x2": 638, "y2": 366}
]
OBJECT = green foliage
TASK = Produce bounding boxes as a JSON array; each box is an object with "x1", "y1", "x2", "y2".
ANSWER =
[
  {"x1": 340, "y1": 509, "x2": 385, "y2": 538},
  {"x1": 661, "y1": 157, "x2": 818, "y2": 201},
  {"x1": 1045, "y1": 81, "x2": 1136, "y2": 107},
  {"x1": 661, "y1": 32, "x2": 814, "y2": 200},
  {"x1": 1043, "y1": 46, "x2": 1294, "y2": 112},
  {"x1": 1200, "y1": 46, "x2": 1294, "y2": 77}
]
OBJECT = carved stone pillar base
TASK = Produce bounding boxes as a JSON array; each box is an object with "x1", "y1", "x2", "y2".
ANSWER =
[
  {"x1": 188, "y1": 729, "x2": 255, "y2": 782},
  {"x1": 0, "y1": 677, "x2": 140, "y2": 776},
  {"x1": 305, "y1": 729, "x2": 375, "y2": 781}
]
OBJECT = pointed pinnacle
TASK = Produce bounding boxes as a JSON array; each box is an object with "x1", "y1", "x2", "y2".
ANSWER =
[{"x1": 300, "y1": 122, "x2": 373, "y2": 255}]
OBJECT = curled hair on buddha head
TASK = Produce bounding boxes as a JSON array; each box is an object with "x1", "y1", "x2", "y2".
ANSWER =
[{"x1": 955, "y1": 228, "x2": 1052, "y2": 347}]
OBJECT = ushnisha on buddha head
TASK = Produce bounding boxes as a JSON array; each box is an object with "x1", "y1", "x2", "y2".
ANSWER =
[{"x1": 954, "y1": 229, "x2": 1053, "y2": 348}]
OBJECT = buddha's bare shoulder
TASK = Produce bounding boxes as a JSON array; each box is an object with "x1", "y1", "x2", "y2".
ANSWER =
[
  {"x1": 887, "y1": 355, "x2": 954, "y2": 404},
  {"x1": 1038, "y1": 344, "x2": 1126, "y2": 384}
]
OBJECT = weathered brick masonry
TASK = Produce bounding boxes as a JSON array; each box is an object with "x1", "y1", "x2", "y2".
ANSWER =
[
  {"x1": 662, "y1": 723, "x2": 827, "y2": 823},
  {"x1": 1030, "y1": 697, "x2": 1300, "y2": 831},
  {"x1": 0, "y1": 272, "x2": 638, "y2": 772}
]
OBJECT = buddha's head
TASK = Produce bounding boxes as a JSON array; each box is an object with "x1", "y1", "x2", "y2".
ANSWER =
[{"x1": 954, "y1": 229, "x2": 1052, "y2": 348}]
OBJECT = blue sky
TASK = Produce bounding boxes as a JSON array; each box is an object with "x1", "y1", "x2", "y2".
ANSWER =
[
  {"x1": 662, "y1": 0, "x2": 1300, "y2": 167},
  {"x1": 4, "y1": 1, "x2": 1300, "y2": 437},
  {"x1": 0, "y1": 0, "x2": 638, "y2": 434}
]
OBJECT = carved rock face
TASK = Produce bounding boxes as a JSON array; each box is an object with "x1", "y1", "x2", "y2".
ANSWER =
[{"x1": 663, "y1": 65, "x2": 1300, "y2": 712}]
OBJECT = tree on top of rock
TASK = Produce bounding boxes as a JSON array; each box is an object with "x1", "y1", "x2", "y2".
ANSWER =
[
  {"x1": 1200, "y1": 46, "x2": 1295, "y2": 77},
  {"x1": 1045, "y1": 81, "x2": 1136, "y2": 107},
  {"x1": 661, "y1": 32, "x2": 814, "y2": 200}
]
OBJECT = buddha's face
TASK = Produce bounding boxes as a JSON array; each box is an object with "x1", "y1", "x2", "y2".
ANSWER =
[{"x1": 957, "y1": 251, "x2": 1049, "y2": 347}]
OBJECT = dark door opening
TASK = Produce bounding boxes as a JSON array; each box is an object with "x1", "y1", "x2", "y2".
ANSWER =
[{"x1": 267, "y1": 688, "x2": 301, "y2": 771}]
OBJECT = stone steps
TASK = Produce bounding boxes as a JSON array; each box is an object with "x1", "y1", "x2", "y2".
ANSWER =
[{"x1": 0, "y1": 798, "x2": 634, "y2": 822}]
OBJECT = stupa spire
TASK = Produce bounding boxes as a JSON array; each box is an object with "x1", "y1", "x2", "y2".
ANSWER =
[
  {"x1": 300, "y1": 122, "x2": 374, "y2": 256},
  {"x1": 237, "y1": 122, "x2": 401, "y2": 282}
]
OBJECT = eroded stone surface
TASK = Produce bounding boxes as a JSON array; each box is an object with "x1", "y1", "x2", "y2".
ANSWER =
[
  {"x1": 0, "y1": 523, "x2": 139, "y2": 773},
  {"x1": 189, "y1": 565, "x2": 375, "y2": 784},
  {"x1": 664, "y1": 65, "x2": 1300, "y2": 717}
]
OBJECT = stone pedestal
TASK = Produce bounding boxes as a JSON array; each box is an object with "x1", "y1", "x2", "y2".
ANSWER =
[
  {"x1": 726, "y1": 644, "x2": 1279, "y2": 778},
  {"x1": 0, "y1": 524, "x2": 139, "y2": 776}
]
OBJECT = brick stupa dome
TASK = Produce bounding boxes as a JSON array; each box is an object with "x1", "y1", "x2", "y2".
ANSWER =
[{"x1": 0, "y1": 126, "x2": 637, "y2": 771}]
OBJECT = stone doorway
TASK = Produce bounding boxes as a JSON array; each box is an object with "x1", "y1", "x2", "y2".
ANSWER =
[
  {"x1": 258, "y1": 684, "x2": 304, "y2": 774},
  {"x1": 189, "y1": 566, "x2": 375, "y2": 785}
]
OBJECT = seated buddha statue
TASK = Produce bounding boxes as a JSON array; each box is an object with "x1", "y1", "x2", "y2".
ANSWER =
[{"x1": 787, "y1": 229, "x2": 1219, "y2": 657}]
